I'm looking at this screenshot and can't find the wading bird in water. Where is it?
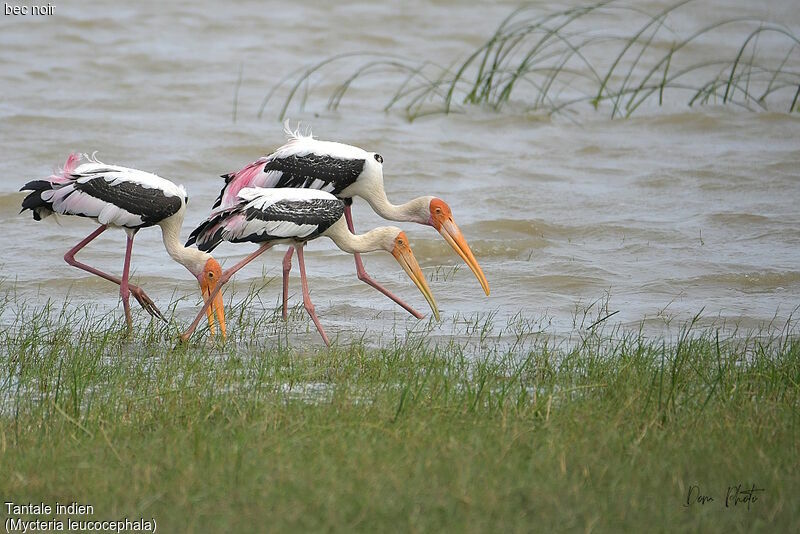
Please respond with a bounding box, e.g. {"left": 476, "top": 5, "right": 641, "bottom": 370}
{"left": 182, "top": 187, "right": 439, "bottom": 345}
{"left": 20, "top": 153, "right": 226, "bottom": 336}
{"left": 212, "top": 124, "right": 489, "bottom": 319}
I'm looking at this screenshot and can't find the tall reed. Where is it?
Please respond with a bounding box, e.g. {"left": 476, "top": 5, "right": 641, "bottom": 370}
{"left": 259, "top": 0, "right": 800, "bottom": 121}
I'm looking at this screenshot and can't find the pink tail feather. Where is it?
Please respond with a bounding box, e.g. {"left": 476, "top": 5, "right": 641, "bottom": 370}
{"left": 49, "top": 153, "right": 81, "bottom": 184}
{"left": 221, "top": 159, "right": 267, "bottom": 207}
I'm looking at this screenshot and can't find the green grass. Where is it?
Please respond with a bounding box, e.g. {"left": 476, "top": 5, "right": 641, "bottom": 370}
{"left": 259, "top": 0, "right": 800, "bottom": 121}
{"left": 1, "top": 291, "right": 798, "bottom": 532}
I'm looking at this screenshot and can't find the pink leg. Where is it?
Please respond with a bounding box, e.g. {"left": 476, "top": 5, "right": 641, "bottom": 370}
{"left": 295, "top": 245, "right": 330, "bottom": 346}
{"left": 120, "top": 233, "right": 135, "bottom": 331}
{"left": 64, "top": 225, "right": 117, "bottom": 283}
{"left": 180, "top": 243, "right": 273, "bottom": 342}
{"left": 282, "top": 247, "right": 294, "bottom": 321}
{"left": 64, "top": 225, "right": 165, "bottom": 322}
{"left": 344, "top": 205, "right": 423, "bottom": 319}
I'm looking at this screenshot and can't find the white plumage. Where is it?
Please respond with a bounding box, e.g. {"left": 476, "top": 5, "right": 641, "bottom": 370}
{"left": 236, "top": 185, "right": 335, "bottom": 207}
{"left": 20, "top": 153, "right": 225, "bottom": 335}
{"left": 189, "top": 187, "right": 343, "bottom": 252}
{"left": 36, "top": 156, "right": 186, "bottom": 230}
{"left": 209, "top": 125, "right": 490, "bottom": 318}
{"left": 277, "top": 122, "right": 371, "bottom": 161}
{"left": 182, "top": 185, "right": 440, "bottom": 346}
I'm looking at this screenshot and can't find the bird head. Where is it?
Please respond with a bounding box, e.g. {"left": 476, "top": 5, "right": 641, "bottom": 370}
{"left": 427, "top": 198, "right": 490, "bottom": 296}
{"left": 387, "top": 230, "right": 440, "bottom": 321}
{"left": 196, "top": 257, "right": 226, "bottom": 338}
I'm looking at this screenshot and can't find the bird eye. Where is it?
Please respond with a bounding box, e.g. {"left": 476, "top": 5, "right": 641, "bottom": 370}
{"left": 208, "top": 272, "right": 214, "bottom": 278}
{"left": 374, "top": 154, "right": 383, "bottom": 163}
{"left": 435, "top": 208, "right": 442, "bottom": 214}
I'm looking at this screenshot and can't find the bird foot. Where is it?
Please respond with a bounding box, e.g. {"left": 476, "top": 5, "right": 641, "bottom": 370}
{"left": 130, "top": 285, "right": 167, "bottom": 323}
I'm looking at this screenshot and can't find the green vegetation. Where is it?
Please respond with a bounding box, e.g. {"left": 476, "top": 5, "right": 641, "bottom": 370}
{"left": 259, "top": 0, "right": 800, "bottom": 121}
{"left": 1, "top": 290, "right": 798, "bottom": 532}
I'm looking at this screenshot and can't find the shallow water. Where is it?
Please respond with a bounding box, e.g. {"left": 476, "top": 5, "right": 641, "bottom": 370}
{"left": 1, "top": 1, "right": 799, "bottom": 342}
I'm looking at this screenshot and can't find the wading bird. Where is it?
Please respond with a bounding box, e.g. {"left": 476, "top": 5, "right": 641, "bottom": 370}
{"left": 182, "top": 187, "right": 439, "bottom": 345}
{"left": 212, "top": 125, "right": 489, "bottom": 319}
{"left": 20, "top": 153, "right": 226, "bottom": 336}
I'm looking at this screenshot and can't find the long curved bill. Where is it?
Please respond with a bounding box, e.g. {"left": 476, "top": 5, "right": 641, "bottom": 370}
{"left": 200, "top": 280, "right": 227, "bottom": 339}
{"left": 438, "top": 218, "right": 490, "bottom": 296}
{"left": 392, "top": 240, "right": 440, "bottom": 321}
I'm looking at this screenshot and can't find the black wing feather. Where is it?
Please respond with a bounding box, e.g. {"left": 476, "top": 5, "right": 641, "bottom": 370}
{"left": 212, "top": 154, "right": 365, "bottom": 211}
{"left": 74, "top": 177, "right": 182, "bottom": 225}
{"left": 265, "top": 154, "right": 365, "bottom": 195}
{"left": 19, "top": 180, "right": 56, "bottom": 221}
{"left": 187, "top": 197, "right": 344, "bottom": 252}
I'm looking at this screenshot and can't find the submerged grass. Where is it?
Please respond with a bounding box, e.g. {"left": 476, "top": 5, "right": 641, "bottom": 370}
{"left": 259, "top": 0, "right": 800, "bottom": 121}
{"left": 1, "top": 289, "right": 799, "bottom": 532}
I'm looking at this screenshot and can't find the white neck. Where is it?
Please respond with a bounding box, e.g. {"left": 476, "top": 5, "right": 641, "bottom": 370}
{"left": 323, "top": 218, "right": 396, "bottom": 254}
{"left": 159, "top": 212, "right": 211, "bottom": 276}
{"left": 366, "top": 191, "right": 431, "bottom": 225}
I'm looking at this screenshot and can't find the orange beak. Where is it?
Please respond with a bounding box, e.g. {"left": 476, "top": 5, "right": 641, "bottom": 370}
{"left": 199, "top": 259, "right": 227, "bottom": 339}
{"left": 436, "top": 217, "right": 490, "bottom": 296}
{"left": 392, "top": 233, "right": 440, "bottom": 321}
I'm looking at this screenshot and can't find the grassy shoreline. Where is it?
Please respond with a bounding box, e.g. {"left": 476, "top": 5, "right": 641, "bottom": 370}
{"left": 1, "top": 298, "right": 798, "bottom": 532}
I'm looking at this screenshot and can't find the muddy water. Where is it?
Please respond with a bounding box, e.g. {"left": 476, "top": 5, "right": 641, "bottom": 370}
{"left": 1, "top": 1, "right": 799, "bottom": 343}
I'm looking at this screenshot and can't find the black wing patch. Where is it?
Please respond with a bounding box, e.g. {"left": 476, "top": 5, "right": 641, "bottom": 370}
{"left": 75, "top": 177, "right": 182, "bottom": 226}
{"left": 211, "top": 176, "right": 232, "bottom": 210}
{"left": 248, "top": 198, "right": 343, "bottom": 234}
{"left": 185, "top": 206, "right": 235, "bottom": 251}
{"left": 265, "top": 154, "right": 365, "bottom": 195}
{"left": 187, "top": 197, "right": 344, "bottom": 252}
{"left": 19, "top": 180, "right": 55, "bottom": 221}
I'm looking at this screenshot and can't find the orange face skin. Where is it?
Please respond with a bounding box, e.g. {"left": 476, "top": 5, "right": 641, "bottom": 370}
{"left": 428, "top": 198, "right": 452, "bottom": 230}
{"left": 427, "top": 198, "right": 490, "bottom": 296}
{"left": 199, "top": 258, "right": 226, "bottom": 338}
{"left": 391, "top": 231, "right": 440, "bottom": 321}
{"left": 393, "top": 231, "right": 410, "bottom": 251}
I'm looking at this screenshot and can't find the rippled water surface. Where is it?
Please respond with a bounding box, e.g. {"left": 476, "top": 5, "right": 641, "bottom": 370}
{"left": 1, "top": 1, "right": 799, "bottom": 342}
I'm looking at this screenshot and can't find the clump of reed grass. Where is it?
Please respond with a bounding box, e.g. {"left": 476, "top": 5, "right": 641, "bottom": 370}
{"left": 259, "top": 0, "right": 800, "bottom": 121}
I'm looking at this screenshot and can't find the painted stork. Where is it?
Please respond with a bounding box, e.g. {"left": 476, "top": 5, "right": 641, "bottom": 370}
{"left": 19, "top": 153, "right": 227, "bottom": 336}
{"left": 181, "top": 187, "right": 439, "bottom": 345}
{"left": 212, "top": 125, "right": 489, "bottom": 320}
